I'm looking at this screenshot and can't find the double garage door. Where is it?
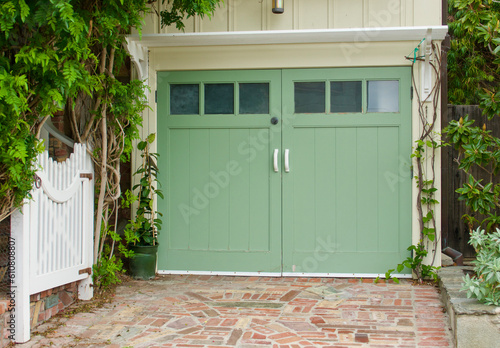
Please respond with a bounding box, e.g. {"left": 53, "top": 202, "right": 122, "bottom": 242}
{"left": 157, "top": 68, "right": 412, "bottom": 276}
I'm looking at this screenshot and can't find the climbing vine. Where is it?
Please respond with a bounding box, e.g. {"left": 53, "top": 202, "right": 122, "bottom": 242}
{"left": 385, "top": 41, "right": 445, "bottom": 283}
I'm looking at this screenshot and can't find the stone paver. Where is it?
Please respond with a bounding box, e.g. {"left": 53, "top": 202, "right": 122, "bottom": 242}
{"left": 16, "top": 276, "right": 454, "bottom": 347}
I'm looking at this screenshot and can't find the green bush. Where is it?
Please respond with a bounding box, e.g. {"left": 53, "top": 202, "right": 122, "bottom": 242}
{"left": 462, "top": 227, "right": 500, "bottom": 306}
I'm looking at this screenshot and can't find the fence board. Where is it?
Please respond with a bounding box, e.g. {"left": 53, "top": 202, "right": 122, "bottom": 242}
{"left": 443, "top": 105, "right": 500, "bottom": 258}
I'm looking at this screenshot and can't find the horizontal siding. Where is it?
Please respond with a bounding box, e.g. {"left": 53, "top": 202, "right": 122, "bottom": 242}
{"left": 149, "top": 0, "right": 441, "bottom": 34}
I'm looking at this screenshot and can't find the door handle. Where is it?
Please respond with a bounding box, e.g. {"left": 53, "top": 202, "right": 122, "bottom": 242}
{"left": 284, "top": 149, "right": 290, "bottom": 173}
{"left": 273, "top": 149, "right": 279, "bottom": 172}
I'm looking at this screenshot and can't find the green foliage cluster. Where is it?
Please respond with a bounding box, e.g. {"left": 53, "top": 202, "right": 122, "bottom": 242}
{"left": 445, "top": 117, "right": 500, "bottom": 230}
{"left": 448, "top": 0, "right": 500, "bottom": 114}
{"left": 123, "top": 133, "right": 163, "bottom": 247}
{"left": 160, "top": 0, "right": 222, "bottom": 30}
{"left": 462, "top": 227, "right": 500, "bottom": 305}
{"left": 0, "top": 0, "right": 92, "bottom": 221}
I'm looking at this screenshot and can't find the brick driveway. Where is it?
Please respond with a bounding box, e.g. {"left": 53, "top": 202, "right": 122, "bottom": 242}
{"left": 18, "top": 276, "right": 454, "bottom": 347}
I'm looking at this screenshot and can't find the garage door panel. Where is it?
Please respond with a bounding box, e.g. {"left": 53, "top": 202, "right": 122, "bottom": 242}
{"left": 282, "top": 67, "right": 412, "bottom": 275}
{"left": 157, "top": 69, "right": 282, "bottom": 273}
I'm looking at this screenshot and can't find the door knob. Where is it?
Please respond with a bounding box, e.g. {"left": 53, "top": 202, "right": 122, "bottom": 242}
{"left": 271, "top": 117, "right": 279, "bottom": 125}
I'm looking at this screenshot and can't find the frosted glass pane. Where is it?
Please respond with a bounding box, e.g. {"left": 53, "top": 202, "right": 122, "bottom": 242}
{"left": 367, "top": 80, "right": 399, "bottom": 113}
{"left": 330, "top": 81, "right": 362, "bottom": 113}
{"left": 294, "top": 82, "right": 325, "bottom": 113}
{"left": 205, "top": 83, "right": 234, "bottom": 114}
{"left": 239, "top": 83, "right": 269, "bottom": 114}
{"left": 170, "top": 84, "right": 199, "bottom": 115}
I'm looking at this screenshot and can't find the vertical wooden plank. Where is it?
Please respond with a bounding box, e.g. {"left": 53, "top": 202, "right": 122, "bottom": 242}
{"left": 78, "top": 173, "right": 93, "bottom": 300}
{"left": 335, "top": 128, "right": 358, "bottom": 252}
{"left": 441, "top": 105, "right": 452, "bottom": 251}
{"left": 298, "top": 0, "right": 328, "bottom": 29}
{"left": 169, "top": 129, "right": 192, "bottom": 250}
{"left": 189, "top": 129, "right": 211, "bottom": 250}
{"left": 356, "top": 127, "right": 379, "bottom": 252}
{"left": 333, "top": 0, "right": 363, "bottom": 28}
{"left": 248, "top": 128, "right": 270, "bottom": 252}
{"left": 292, "top": 128, "right": 316, "bottom": 253}
{"left": 229, "top": 129, "right": 250, "bottom": 251}
{"left": 199, "top": 2, "right": 229, "bottom": 32}
{"left": 314, "top": 128, "right": 336, "bottom": 254}
{"left": 234, "top": 0, "right": 262, "bottom": 31}
{"left": 208, "top": 129, "right": 230, "bottom": 250}
{"left": 377, "top": 127, "right": 400, "bottom": 252}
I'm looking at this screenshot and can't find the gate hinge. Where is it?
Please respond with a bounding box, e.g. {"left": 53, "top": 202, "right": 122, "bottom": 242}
{"left": 155, "top": 90, "right": 157, "bottom": 103}
{"left": 80, "top": 173, "right": 93, "bottom": 180}
{"left": 79, "top": 267, "right": 92, "bottom": 275}
{"left": 410, "top": 86, "right": 414, "bottom": 100}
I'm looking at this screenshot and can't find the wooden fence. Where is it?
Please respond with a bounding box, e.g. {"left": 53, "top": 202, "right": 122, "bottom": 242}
{"left": 11, "top": 143, "right": 94, "bottom": 343}
{"left": 442, "top": 105, "right": 500, "bottom": 258}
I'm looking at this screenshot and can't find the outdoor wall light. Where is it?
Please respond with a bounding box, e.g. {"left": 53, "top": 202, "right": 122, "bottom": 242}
{"left": 272, "top": 0, "right": 284, "bottom": 14}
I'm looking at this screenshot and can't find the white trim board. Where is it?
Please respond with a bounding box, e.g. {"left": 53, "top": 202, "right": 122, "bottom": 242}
{"left": 127, "top": 26, "right": 448, "bottom": 48}
{"left": 158, "top": 270, "right": 413, "bottom": 279}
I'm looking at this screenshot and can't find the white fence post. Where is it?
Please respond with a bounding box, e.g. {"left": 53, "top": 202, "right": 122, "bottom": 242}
{"left": 11, "top": 207, "right": 31, "bottom": 343}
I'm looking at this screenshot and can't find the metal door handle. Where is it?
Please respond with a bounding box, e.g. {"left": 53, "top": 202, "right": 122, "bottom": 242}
{"left": 284, "top": 149, "right": 290, "bottom": 173}
{"left": 273, "top": 149, "right": 279, "bottom": 172}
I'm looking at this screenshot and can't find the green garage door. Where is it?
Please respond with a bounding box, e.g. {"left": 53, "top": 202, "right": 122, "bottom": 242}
{"left": 157, "top": 68, "right": 412, "bottom": 275}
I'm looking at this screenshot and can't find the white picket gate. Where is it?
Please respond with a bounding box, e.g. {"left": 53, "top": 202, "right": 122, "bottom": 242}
{"left": 11, "top": 143, "right": 94, "bottom": 343}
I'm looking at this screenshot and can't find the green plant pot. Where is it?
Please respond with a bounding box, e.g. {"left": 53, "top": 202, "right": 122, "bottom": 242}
{"left": 129, "top": 244, "right": 158, "bottom": 280}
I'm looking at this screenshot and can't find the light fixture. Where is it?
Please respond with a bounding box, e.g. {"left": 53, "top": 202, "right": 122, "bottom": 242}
{"left": 272, "top": 0, "right": 284, "bottom": 14}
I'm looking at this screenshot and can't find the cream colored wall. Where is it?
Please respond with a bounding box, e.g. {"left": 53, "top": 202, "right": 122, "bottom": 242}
{"left": 143, "top": 0, "right": 442, "bottom": 34}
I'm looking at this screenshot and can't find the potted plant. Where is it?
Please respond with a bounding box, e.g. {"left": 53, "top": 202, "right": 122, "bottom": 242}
{"left": 124, "top": 133, "right": 163, "bottom": 280}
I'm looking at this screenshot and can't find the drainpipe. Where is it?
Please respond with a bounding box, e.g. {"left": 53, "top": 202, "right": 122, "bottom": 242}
{"left": 442, "top": 247, "right": 464, "bottom": 266}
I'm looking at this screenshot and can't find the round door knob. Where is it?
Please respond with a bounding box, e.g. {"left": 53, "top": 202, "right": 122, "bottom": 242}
{"left": 271, "top": 117, "right": 279, "bottom": 125}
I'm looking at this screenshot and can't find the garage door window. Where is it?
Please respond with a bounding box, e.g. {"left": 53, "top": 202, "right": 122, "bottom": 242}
{"left": 330, "top": 81, "right": 362, "bottom": 113}
{"left": 294, "top": 82, "right": 326, "bottom": 114}
{"left": 239, "top": 83, "right": 270, "bottom": 114}
{"left": 367, "top": 80, "right": 399, "bottom": 113}
{"left": 170, "top": 84, "right": 199, "bottom": 115}
{"left": 205, "top": 83, "right": 234, "bottom": 114}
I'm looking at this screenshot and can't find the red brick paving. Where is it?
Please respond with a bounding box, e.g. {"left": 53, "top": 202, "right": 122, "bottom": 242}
{"left": 16, "top": 276, "right": 453, "bottom": 347}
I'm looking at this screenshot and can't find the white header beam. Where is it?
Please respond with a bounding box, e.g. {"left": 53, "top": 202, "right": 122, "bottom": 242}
{"left": 127, "top": 26, "right": 448, "bottom": 48}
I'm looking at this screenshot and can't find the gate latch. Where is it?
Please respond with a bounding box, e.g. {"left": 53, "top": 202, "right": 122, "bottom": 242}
{"left": 79, "top": 267, "right": 92, "bottom": 275}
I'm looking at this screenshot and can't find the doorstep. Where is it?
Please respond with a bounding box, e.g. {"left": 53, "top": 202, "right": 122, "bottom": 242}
{"left": 438, "top": 266, "right": 500, "bottom": 348}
